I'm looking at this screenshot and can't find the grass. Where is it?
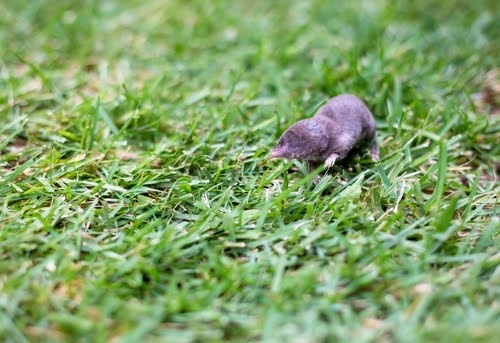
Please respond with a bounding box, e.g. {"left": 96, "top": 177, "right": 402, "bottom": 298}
{"left": 0, "top": 0, "right": 499, "bottom": 342}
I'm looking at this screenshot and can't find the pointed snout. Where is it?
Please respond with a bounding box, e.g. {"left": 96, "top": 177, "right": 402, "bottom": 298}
{"left": 269, "top": 147, "right": 284, "bottom": 159}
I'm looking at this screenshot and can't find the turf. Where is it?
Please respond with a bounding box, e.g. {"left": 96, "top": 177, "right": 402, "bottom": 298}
{"left": 0, "top": 0, "right": 499, "bottom": 342}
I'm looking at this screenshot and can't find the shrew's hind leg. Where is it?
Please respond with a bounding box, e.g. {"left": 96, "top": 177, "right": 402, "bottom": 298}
{"left": 370, "top": 139, "right": 379, "bottom": 162}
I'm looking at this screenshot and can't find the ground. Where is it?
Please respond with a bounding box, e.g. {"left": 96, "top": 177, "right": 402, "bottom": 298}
{"left": 0, "top": 0, "right": 499, "bottom": 342}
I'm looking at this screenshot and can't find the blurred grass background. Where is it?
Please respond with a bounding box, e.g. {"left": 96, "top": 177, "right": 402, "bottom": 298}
{"left": 0, "top": 0, "right": 499, "bottom": 342}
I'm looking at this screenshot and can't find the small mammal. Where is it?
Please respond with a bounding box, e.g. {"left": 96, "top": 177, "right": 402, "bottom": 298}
{"left": 270, "top": 94, "right": 379, "bottom": 170}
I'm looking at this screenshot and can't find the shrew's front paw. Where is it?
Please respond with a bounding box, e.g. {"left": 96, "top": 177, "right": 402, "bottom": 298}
{"left": 324, "top": 153, "right": 339, "bottom": 169}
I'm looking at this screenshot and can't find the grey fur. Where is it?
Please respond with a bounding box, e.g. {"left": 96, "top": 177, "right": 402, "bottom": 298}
{"left": 270, "top": 94, "right": 379, "bottom": 168}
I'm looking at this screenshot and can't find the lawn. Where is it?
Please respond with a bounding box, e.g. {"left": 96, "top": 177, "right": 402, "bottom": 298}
{"left": 0, "top": 0, "right": 499, "bottom": 342}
